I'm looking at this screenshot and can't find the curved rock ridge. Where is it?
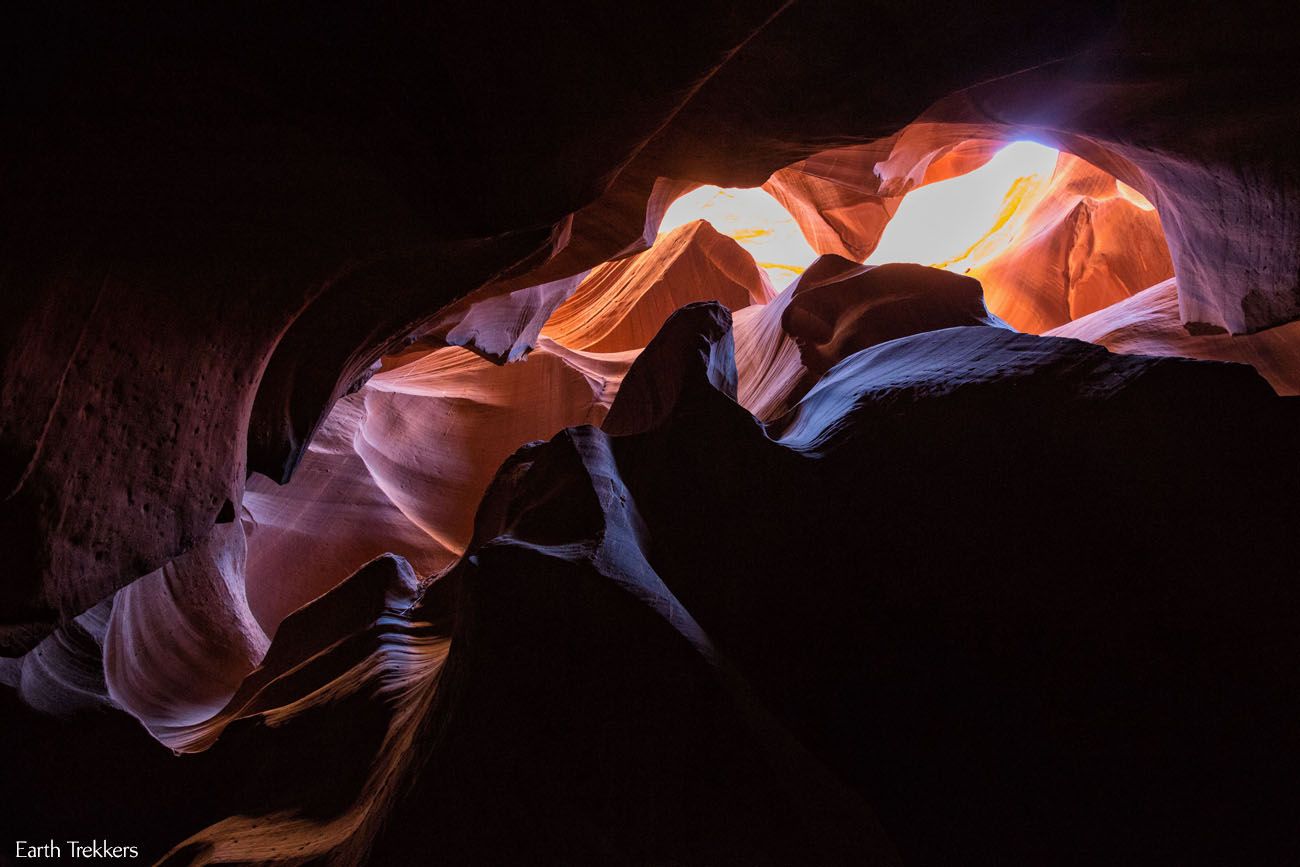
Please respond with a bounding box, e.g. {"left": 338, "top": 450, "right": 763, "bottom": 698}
{"left": 6, "top": 299, "right": 1300, "bottom": 864}
{"left": 241, "top": 217, "right": 779, "bottom": 637}
{"left": 153, "top": 553, "right": 451, "bottom": 864}
{"left": 762, "top": 136, "right": 1004, "bottom": 262}
{"left": 602, "top": 302, "right": 738, "bottom": 436}
{"left": 735, "top": 258, "right": 1008, "bottom": 423}
{"left": 7, "top": 212, "right": 774, "bottom": 751}
{"left": 154, "top": 416, "right": 898, "bottom": 865}
{"left": 1049, "top": 277, "right": 1300, "bottom": 396}
{"left": 408, "top": 175, "right": 705, "bottom": 365}
{"left": 104, "top": 520, "right": 270, "bottom": 745}
{"left": 156, "top": 551, "right": 435, "bottom": 748}
{"left": 542, "top": 219, "right": 773, "bottom": 353}
{"left": 782, "top": 259, "right": 1006, "bottom": 377}
{"left": 0, "top": 597, "right": 114, "bottom": 715}
{"left": 244, "top": 338, "right": 645, "bottom": 637}
{"left": 246, "top": 340, "right": 612, "bottom": 629}
{"left": 364, "top": 423, "right": 897, "bottom": 865}
{"left": 241, "top": 395, "right": 450, "bottom": 636}
{"left": 596, "top": 310, "right": 1300, "bottom": 865}
{"left": 137, "top": 553, "right": 424, "bottom": 755}
{"left": 4, "top": 7, "right": 1300, "bottom": 864}
{"left": 6, "top": 3, "right": 1296, "bottom": 647}
{"left": 767, "top": 138, "right": 1173, "bottom": 335}
{"left": 3, "top": 552, "right": 449, "bottom": 863}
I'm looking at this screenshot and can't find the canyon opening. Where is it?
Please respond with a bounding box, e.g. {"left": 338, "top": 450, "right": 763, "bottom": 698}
{"left": 3, "top": 5, "right": 1299, "bottom": 866}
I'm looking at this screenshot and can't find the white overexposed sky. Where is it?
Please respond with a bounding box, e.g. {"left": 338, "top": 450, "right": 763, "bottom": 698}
{"left": 657, "top": 140, "right": 1063, "bottom": 290}
{"left": 658, "top": 185, "right": 818, "bottom": 290}
{"left": 866, "top": 140, "right": 1059, "bottom": 270}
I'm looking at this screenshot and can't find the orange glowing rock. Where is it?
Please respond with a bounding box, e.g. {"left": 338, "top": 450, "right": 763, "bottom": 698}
{"left": 542, "top": 220, "right": 773, "bottom": 352}
{"left": 769, "top": 135, "right": 1173, "bottom": 335}
{"left": 235, "top": 218, "right": 783, "bottom": 639}
{"left": 54, "top": 214, "right": 787, "bottom": 744}
{"left": 7, "top": 8, "right": 1300, "bottom": 864}
{"left": 414, "top": 176, "right": 703, "bottom": 364}
{"left": 966, "top": 153, "right": 1174, "bottom": 333}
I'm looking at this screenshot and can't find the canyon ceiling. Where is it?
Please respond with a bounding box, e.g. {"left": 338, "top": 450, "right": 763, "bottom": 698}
{"left": 2, "top": 2, "right": 1299, "bottom": 865}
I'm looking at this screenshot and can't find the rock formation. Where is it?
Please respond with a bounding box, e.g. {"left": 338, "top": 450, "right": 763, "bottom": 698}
{"left": 4, "top": 3, "right": 1300, "bottom": 864}
{"left": 1050, "top": 278, "right": 1300, "bottom": 395}
{"left": 542, "top": 219, "right": 773, "bottom": 352}
{"left": 961, "top": 153, "right": 1174, "bottom": 332}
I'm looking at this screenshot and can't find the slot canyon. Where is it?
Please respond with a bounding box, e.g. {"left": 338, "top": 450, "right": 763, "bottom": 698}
{"left": 2, "top": 3, "right": 1299, "bottom": 865}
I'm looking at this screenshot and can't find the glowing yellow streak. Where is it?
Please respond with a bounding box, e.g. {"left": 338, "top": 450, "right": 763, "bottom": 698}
{"left": 730, "top": 228, "right": 775, "bottom": 241}
{"left": 756, "top": 262, "right": 805, "bottom": 275}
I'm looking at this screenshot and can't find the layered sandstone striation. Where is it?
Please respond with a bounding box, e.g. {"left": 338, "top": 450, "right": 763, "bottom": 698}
{"left": 9, "top": 258, "right": 1300, "bottom": 862}
{"left": 4, "top": 4, "right": 1300, "bottom": 864}
{"left": 1050, "top": 278, "right": 1300, "bottom": 396}
{"left": 542, "top": 219, "right": 773, "bottom": 352}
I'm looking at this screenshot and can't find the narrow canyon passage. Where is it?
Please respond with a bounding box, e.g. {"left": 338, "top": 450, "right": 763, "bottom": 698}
{"left": 4, "top": 5, "right": 1300, "bottom": 865}
{"left": 230, "top": 138, "right": 1184, "bottom": 654}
